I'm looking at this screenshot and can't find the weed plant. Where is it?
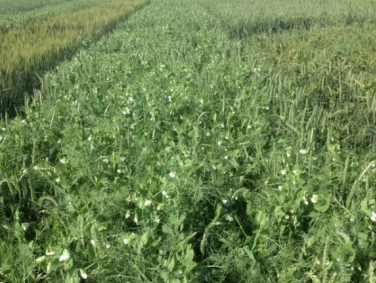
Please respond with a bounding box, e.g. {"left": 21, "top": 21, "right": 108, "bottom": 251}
{"left": 0, "top": 0, "right": 375, "bottom": 282}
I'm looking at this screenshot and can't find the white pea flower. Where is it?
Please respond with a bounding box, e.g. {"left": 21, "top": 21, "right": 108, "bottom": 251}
{"left": 310, "top": 194, "right": 319, "bottom": 204}
{"left": 59, "top": 158, "right": 67, "bottom": 165}
{"left": 144, "top": 200, "right": 152, "bottom": 207}
{"left": 161, "top": 191, "right": 169, "bottom": 199}
{"left": 122, "top": 107, "right": 131, "bottom": 115}
{"left": 80, "top": 269, "right": 88, "bottom": 280}
{"left": 36, "top": 256, "right": 46, "bottom": 263}
{"left": 217, "top": 141, "right": 222, "bottom": 146}
{"left": 87, "top": 135, "right": 92, "bottom": 142}
{"left": 59, "top": 249, "right": 71, "bottom": 262}
{"left": 281, "top": 170, "right": 287, "bottom": 176}
{"left": 125, "top": 210, "right": 131, "bottom": 219}
{"left": 168, "top": 172, "right": 176, "bottom": 178}
{"left": 222, "top": 199, "right": 228, "bottom": 204}
{"left": 157, "top": 204, "right": 164, "bottom": 211}
{"left": 225, "top": 215, "right": 233, "bottom": 222}
{"left": 303, "top": 196, "right": 309, "bottom": 205}
{"left": 370, "top": 212, "right": 376, "bottom": 222}
{"left": 55, "top": 177, "right": 61, "bottom": 183}
{"left": 90, "top": 240, "right": 96, "bottom": 247}
{"left": 45, "top": 250, "right": 54, "bottom": 256}
{"left": 278, "top": 185, "right": 283, "bottom": 191}
{"left": 123, "top": 238, "right": 130, "bottom": 245}
{"left": 253, "top": 67, "right": 261, "bottom": 76}
{"left": 299, "top": 149, "right": 308, "bottom": 155}
{"left": 106, "top": 243, "right": 111, "bottom": 249}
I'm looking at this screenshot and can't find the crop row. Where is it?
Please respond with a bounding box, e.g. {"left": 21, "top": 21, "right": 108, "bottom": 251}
{"left": 199, "top": 0, "right": 376, "bottom": 37}
{"left": 0, "top": 0, "right": 69, "bottom": 15}
{"left": 0, "top": 0, "right": 108, "bottom": 33}
{"left": 0, "top": 0, "right": 148, "bottom": 117}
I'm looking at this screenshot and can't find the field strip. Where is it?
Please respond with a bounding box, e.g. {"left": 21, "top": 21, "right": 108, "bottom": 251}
{"left": 0, "top": 0, "right": 149, "bottom": 117}
{"left": 198, "top": 0, "right": 376, "bottom": 37}
{"left": 0, "top": 0, "right": 108, "bottom": 32}
{"left": 0, "top": 0, "right": 68, "bottom": 14}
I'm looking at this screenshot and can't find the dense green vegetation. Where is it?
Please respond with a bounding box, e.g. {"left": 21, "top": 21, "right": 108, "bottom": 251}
{"left": 0, "top": 0, "right": 375, "bottom": 282}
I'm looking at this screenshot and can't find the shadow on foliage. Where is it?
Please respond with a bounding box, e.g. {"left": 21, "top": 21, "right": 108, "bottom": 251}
{"left": 228, "top": 15, "right": 370, "bottom": 40}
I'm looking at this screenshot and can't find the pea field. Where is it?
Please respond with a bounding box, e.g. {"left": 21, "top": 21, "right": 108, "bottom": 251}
{"left": 0, "top": 0, "right": 376, "bottom": 282}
